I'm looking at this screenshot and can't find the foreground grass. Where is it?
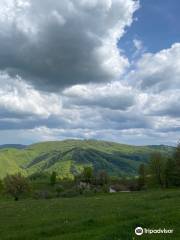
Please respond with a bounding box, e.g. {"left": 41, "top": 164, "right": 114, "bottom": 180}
{"left": 0, "top": 189, "right": 179, "bottom": 240}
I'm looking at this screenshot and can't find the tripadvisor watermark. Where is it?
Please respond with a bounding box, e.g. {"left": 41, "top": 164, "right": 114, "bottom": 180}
{"left": 135, "top": 227, "right": 174, "bottom": 236}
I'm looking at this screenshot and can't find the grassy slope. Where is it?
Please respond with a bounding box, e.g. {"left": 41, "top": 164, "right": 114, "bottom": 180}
{"left": 0, "top": 140, "right": 175, "bottom": 178}
{"left": 0, "top": 149, "right": 29, "bottom": 178}
{"left": 0, "top": 189, "right": 179, "bottom": 240}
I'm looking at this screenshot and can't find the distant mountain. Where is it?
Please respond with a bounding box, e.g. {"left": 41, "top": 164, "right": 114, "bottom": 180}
{"left": 0, "top": 144, "right": 26, "bottom": 150}
{"left": 0, "top": 140, "right": 175, "bottom": 179}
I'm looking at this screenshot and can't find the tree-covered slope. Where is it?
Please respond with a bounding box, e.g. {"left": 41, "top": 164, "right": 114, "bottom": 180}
{"left": 0, "top": 140, "right": 175, "bottom": 179}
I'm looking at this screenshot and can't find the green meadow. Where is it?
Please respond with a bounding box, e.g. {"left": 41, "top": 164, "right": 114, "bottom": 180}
{"left": 0, "top": 189, "right": 179, "bottom": 240}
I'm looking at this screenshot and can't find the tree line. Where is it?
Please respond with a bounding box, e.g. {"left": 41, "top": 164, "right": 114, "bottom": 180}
{"left": 138, "top": 143, "right": 180, "bottom": 189}
{"left": 0, "top": 167, "right": 110, "bottom": 201}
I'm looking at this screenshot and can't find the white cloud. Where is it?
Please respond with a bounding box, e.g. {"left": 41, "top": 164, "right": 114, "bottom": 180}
{"left": 132, "top": 38, "right": 145, "bottom": 58}
{"left": 143, "top": 89, "right": 180, "bottom": 118}
{"left": 0, "top": 0, "right": 139, "bottom": 91}
{"left": 0, "top": 1, "right": 179, "bottom": 146}
{"left": 128, "top": 43, "right": 180, "bottom": 91}
{"left": 63, "top": 82, "right": 136, "bottom": 110}
{"left": 133, "top": 38, "right": 143, "bottom": 51}
{"left": 0, "top": 72, "right": 61, "bottom": 118}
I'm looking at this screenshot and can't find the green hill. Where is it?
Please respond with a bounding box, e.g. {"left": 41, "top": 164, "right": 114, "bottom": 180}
{"left": 0, "top": 140, "right": 175, "bottom": 179}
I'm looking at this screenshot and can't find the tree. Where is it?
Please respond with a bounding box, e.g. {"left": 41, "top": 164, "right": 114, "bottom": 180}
{"left": 0, "top": 179, "right": 3, "bottom": 194}
{"left": 96, "top": 170, "right": 109, "bottom": 186}
{"left": 173, "top": 142, "right": 180, "bottom": 186}
{"left": 149, "top": 152, "right": 165, "bottom": 187}
{"left": 138, "top": 164, "right": 146, "bottom": 190}
{"left": 81, "top": 166, "right": 93, "bottom": 183}
{"left": 164, "top": 158, "right": 176, "bottom": 188}
{"left": 4, "top": 173, "right": 30, "bottom": 201}
{"left": 50, "top": 171, "right": 57, "bottom": 186}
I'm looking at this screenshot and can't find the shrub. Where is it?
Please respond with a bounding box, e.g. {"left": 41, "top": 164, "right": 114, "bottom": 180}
{"left": 33, "top": 190, "right": 54, "bottom": 200}
{"left": 110, "top": 184, "right": 128, "bottom": 192}
{"left": 4, "top": 173, "right": 30, "bottom": 201}
{"left": 55, "top": 185, "right": 64, "bottom": 197}
{"left": 128, "top": 180, "right": 139, "bottom": 191}
{"left": 60, "top": 187, "right": 80, "bottom": 198}
{"left": 29, "top": 172, "right": 49, "bottom": 181}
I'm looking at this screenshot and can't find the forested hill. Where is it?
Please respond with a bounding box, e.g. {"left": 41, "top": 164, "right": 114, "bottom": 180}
{"left": 0, "top": 140, "right": 175, "bottom": 179}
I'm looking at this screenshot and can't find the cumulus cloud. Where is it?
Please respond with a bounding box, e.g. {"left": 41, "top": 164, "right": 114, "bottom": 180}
{"left": 0, "top": 72, "right": 61, "bottom": 118}
{"left": 0, "top": 0, "right": 179, "bottom": 146}
{"left": 0, "top": 0, "right": 138, "bottom": 91}
{"left": 128, "top": 43, "right": 180, "bottom": 92}
{"left": 133, "top": 39, "right": 143, "bottom": 51}
{"left": 132, "top": 38, "right": 145, "bottom": 58}
{"left": 143, "top": 90, "right": 180, "bottom": 118}
{"left": 63, "top": 82, "right": 136, "bottom": 110}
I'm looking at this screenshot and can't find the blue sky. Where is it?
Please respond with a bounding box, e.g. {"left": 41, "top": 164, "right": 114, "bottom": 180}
{"left": 120, "top": 0, "right": 180, "bottom": 58}
{"left": 0, "top": 0, "right": 179, "bottom": 146}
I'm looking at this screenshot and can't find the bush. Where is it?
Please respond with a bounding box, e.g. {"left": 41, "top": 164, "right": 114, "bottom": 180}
{"left": 60, "top": 187, "right": 80, "bottom": 198}
{"left": 110, "top": 184, "right": 127, "bottom": 192}
{"left": 55, "top": 185, "right": 64, "bottom": 197}
{"left": 3, "top": 173, "right": 31, "bottom": 201}
{"left": 33, "top": 190, "right": 54, "bottom": 200}
{"left": 29, "top": 172, "right": 49, "bottom": 181}
{"left": 128, "top": 180, "right": 139, "bottom": 191}
{"left": 102, "top": 184, "right": 109, "bottom": 193}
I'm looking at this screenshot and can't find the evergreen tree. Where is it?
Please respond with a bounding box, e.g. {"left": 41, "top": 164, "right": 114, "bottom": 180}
{"left": 50, "top": 171, "right": 57, "bottom": 186}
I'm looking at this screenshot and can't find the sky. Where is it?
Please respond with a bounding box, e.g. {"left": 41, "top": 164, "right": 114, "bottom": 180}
{"left": 0, "top": 0, "right": 179, "bottom": 146}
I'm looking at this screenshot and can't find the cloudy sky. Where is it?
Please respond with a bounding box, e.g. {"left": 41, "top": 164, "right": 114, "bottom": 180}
{"left": 0, "top": 0, "right": 179, "bottom": 146}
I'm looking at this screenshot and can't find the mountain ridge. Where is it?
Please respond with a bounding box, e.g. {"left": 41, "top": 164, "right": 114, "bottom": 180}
{"left": 0, "top": 144, "right": 27, "bottom": 150}
{"left": 0, "top": 139, "right": 175, "bottom": 179}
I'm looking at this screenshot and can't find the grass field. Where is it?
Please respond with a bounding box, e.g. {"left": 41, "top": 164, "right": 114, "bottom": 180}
{"left": 0, "top": 189, "right": 179, "bottom": 240}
